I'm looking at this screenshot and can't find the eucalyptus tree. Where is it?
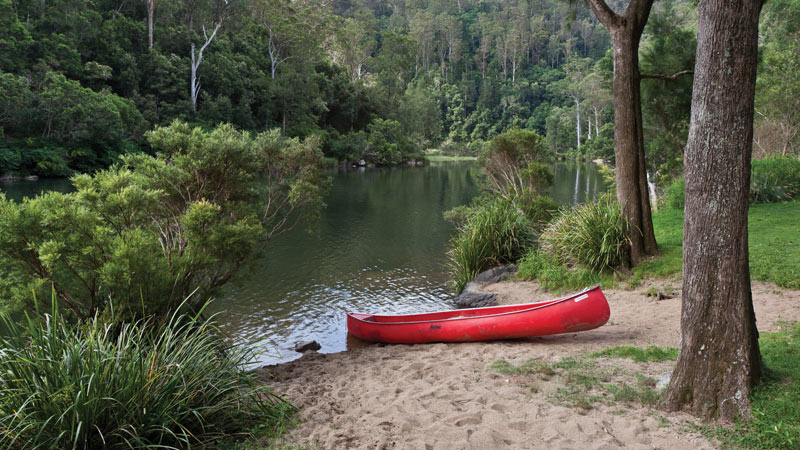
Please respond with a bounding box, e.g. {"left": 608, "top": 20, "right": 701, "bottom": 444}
{"left": 665, "top": 0, "right": 763, "bottom": 421}
{"left": 585, "top": 0, "right": 657, "bottom": 265}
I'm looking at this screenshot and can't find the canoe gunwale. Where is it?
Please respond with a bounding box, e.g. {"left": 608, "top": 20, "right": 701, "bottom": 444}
{"left": 346, "top": 284, "right": 601, "bottom": 326}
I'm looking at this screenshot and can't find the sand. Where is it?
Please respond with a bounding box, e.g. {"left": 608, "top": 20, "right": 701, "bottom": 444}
{"left": 259, "top": 280, "right": 800, "bottom": 449}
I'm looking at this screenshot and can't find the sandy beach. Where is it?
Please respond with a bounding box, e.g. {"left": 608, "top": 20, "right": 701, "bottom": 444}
{"left": 259, "top": 280, "right": 800, "bottom": 449}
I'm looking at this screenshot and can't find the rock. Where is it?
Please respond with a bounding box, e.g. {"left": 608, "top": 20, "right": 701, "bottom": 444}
{"left": 454, "top": 281, "right": 497, "bottom": 308}
{"left": 24, "top": 175, "right": 39, "bottom": 181}
{"left": 406, "top": 160, "right": 416, "bottom": 166}
{"left": 474, "top": 265, "right": 518, "bottom": 284}
{"left": 367, "top": 163, "right": 376, "bottom": 168}
{"left": 656, "top": 371, "right": 672, "bottom": 390}
{"left": 415, "top": 161, "right": 423, "bottom": 166}
{"left": 294, "top": 340, "right": 321, "bottom": 353}
{"left": 357, "top": 159, "right": 366, "bottom": 167}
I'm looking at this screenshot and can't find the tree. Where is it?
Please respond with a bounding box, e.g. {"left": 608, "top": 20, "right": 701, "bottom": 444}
{"left": 586, "top": 0, "right": 658, "bottom": 265}
{"left": 664, "top": 0, "right": 764, "bottom": 421}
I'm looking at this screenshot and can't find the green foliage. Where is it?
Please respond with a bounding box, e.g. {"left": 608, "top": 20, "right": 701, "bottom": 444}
{"left": 0, "top": 303, "right": 296, "bottom": 449}
{"left": 0, "top": 122, "right": 327, "bottom": 320}
{"left": 663, "top": 176, "right": 685, "bottom": 210}
{"left": 590, "top": 345, "right": 678, "bottom": 362}
{"left": 707, "top": 323, "right": 800, "bottom": 449}
{"left": 516, "top": 250, "right": 613, "bottom": 292}
{"left": 750, "top": 156, "right": 800, "bottom": 203}
{"left": 479, "top": 129, "right": 553, "bottom": 197}
{"left": 447, "top": 197, "right": 536, "bottom": 292}
{"left": 540, "top": 194, "right": 631, "bottom": 271}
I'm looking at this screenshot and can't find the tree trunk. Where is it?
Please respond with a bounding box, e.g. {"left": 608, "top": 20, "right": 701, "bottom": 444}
{"left": 146, "top": 0, "right": 156, "bottom": 49}
{"left": 664, "top": 0, "right": 763, "bottom": 422}
{"left": 575, "top": 96, "right": 581, "bottom": 151}
{"left": 586, "top": 0, "right": 657, "bottom": 265}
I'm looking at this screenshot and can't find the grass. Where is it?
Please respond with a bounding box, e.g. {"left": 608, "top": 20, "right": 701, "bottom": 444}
{"left": 540, "top": 194, "right": 631, "bottom": 272}
{"left": 0, "top": 303, "right": 296, "bottom": 449}
{"left": 632, "top": 200, "right": 800, "bottom": 289}
{"left": 590, "top": 345, "right": 678, "bottom": 362}
{"left": 448, "top": 198, "right": 536, "bottom": 292}
{"left": 489, "top": 355, "right": 662, "bottom": 411}
{"left": 520, "top": 200, "right": 799, "bottom": 291}
{"left": 424, "top": 155, "right": 477, "bottom": 162}
{"left": 705, "top": 323, "right": 800, "bottom": 449}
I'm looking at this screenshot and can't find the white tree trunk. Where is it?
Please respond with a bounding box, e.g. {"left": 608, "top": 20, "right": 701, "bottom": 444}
{"left": 575, "top": 96, "right": 581, "bottom": 150}
{"left": 587, "top": 117, "right": 592, "bottom": 140}
{"left": 190, "top": 23, "right": 221, "bottom": 112}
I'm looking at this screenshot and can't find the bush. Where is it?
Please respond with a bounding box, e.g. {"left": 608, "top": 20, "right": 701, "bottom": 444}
{"left": 448, "top": 198, "right": 536, "bottom": 292}
{"left": 663, "top": 177, "right": 685, "bottom": 210}
{"left": 478, "top": 129, "right": 553, "bottom": 197}
{"left": 751, "top": 156, "right": 800, "bottom": 203}
{"left": 540, "top": 194, "right": 631, "bottom": 271}
{"left": 0, "top": 303, "right": 295, "bottom": 449}
{"left": 0, "top": 121, "right": 328, "bottom": 321}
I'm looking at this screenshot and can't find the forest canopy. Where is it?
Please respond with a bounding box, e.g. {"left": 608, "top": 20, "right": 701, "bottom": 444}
{"left": 0, "top": 0, "right": 796, "bottom": 177}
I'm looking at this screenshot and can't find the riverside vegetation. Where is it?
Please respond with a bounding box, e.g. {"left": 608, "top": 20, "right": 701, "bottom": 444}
{"left": 0, "top": 121, "right": 327, "bottom": 447}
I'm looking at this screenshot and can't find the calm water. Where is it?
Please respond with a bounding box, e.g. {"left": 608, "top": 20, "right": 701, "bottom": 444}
{"left": 0, "top": 161, "right": 607, "bottom": 364}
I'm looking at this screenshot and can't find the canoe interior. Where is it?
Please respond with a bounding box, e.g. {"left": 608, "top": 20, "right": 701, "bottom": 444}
{"left": 347, "top": 289, "right": 590, "bottom": 325}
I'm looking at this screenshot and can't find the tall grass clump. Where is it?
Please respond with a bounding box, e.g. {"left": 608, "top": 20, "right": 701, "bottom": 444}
{"left": 540, "top": 194, "right": 631, "bottom": 272}
{"left": 448, "top": 198, "right": 536, "bottom": 292}
{"left": 751, "top": 156, "right": 800, "bottom": 203}
{"left": 0, "top": 304, "right": 295, "bottom": 449}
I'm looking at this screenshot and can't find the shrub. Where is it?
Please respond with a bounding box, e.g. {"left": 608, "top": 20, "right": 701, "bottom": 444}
{"left": 448, "top": 198, "right": 536, "bottom": 292}
{"left": 478, "top": 129, "right": 553, "bottom": 197}
{"left": 540, "top": 194, "right": 631, "bottom": 271}
{"left": 0, "top": 121, "right": 328, "bottom": 321}
{"left": 750, "top": 156, "right": 800, "bottom": 203}
{"left": 0, "top": 303, "right": 295, "bottom": 449}
{"left": 663, "top": 177, "right": 685, "bottom": 210}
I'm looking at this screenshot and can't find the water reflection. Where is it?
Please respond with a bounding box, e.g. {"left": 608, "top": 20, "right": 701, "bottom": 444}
{"left": 0, "top": 161, "right": 607, "bottom": 365}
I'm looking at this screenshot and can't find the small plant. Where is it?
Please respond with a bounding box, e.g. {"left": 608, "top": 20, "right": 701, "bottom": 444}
{"left": 0, "top": 302, "right": 296, "bottom": 449}
{"left": 539, "top": 194, "right": 632, "bottom": 272}
{"left": 447, "top": 197, "right": 536, "bottom": 292}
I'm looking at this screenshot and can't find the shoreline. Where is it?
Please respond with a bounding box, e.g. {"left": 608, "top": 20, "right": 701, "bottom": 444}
{"left": 258, "top": 279, "right": 800, "bottom": 449}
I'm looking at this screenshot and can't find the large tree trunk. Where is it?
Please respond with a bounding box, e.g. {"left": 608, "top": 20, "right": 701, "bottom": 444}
{"left": 587, "top": 0, "right": 657, "bottom": 265}
{"left": 664, "top": 0, "right": 763, "bottom": 422}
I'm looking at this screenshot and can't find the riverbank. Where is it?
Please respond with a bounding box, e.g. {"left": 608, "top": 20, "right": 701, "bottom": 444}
{"left": 257, "top": 279, "right": 800, "bottom": 449}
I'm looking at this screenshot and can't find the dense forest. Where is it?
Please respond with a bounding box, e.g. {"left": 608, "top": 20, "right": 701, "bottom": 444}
{"left": 0, "top": 0, "right": 797, "bottom": 180}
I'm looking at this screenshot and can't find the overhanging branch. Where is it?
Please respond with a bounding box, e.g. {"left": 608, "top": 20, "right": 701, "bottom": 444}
{"left": 640, "top": 70, "right": 694, "bottom": 82}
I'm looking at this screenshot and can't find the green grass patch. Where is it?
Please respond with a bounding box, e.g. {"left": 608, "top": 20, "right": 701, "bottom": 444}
{"left": 516, "top": 250, "right": 617, "bottom": 293}
{"left": 706, "top": 323, "right": 800, "bottom": 449}
{"left": 591, "top": 345, "right": 678, "bottom": 362}
{"left": 632, "top": 201, "right": 800, "bottom": 289}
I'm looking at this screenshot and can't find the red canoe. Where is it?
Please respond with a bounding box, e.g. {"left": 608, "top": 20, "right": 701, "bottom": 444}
{"left": 346, "top": 285, "right": 610, "bottom": 344}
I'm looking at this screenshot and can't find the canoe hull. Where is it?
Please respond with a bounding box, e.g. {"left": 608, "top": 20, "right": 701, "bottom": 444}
{"left": 346, "top": 286, "right": 610, "bottom": 344}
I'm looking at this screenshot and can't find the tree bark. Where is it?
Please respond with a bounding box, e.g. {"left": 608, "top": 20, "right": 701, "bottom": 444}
{"left": 146, "top": 0, "right": 156, "bottom": 49}
{"left": 664, "top": 0, "right": 763, "bottom": 422}
{"left": 586, "top": 0, "right": 657, "bottom": 265}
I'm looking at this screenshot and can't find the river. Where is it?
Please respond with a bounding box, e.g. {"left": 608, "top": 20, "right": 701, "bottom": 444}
{"left": 0, "top": 161, "right": 607, "bottom": 364}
